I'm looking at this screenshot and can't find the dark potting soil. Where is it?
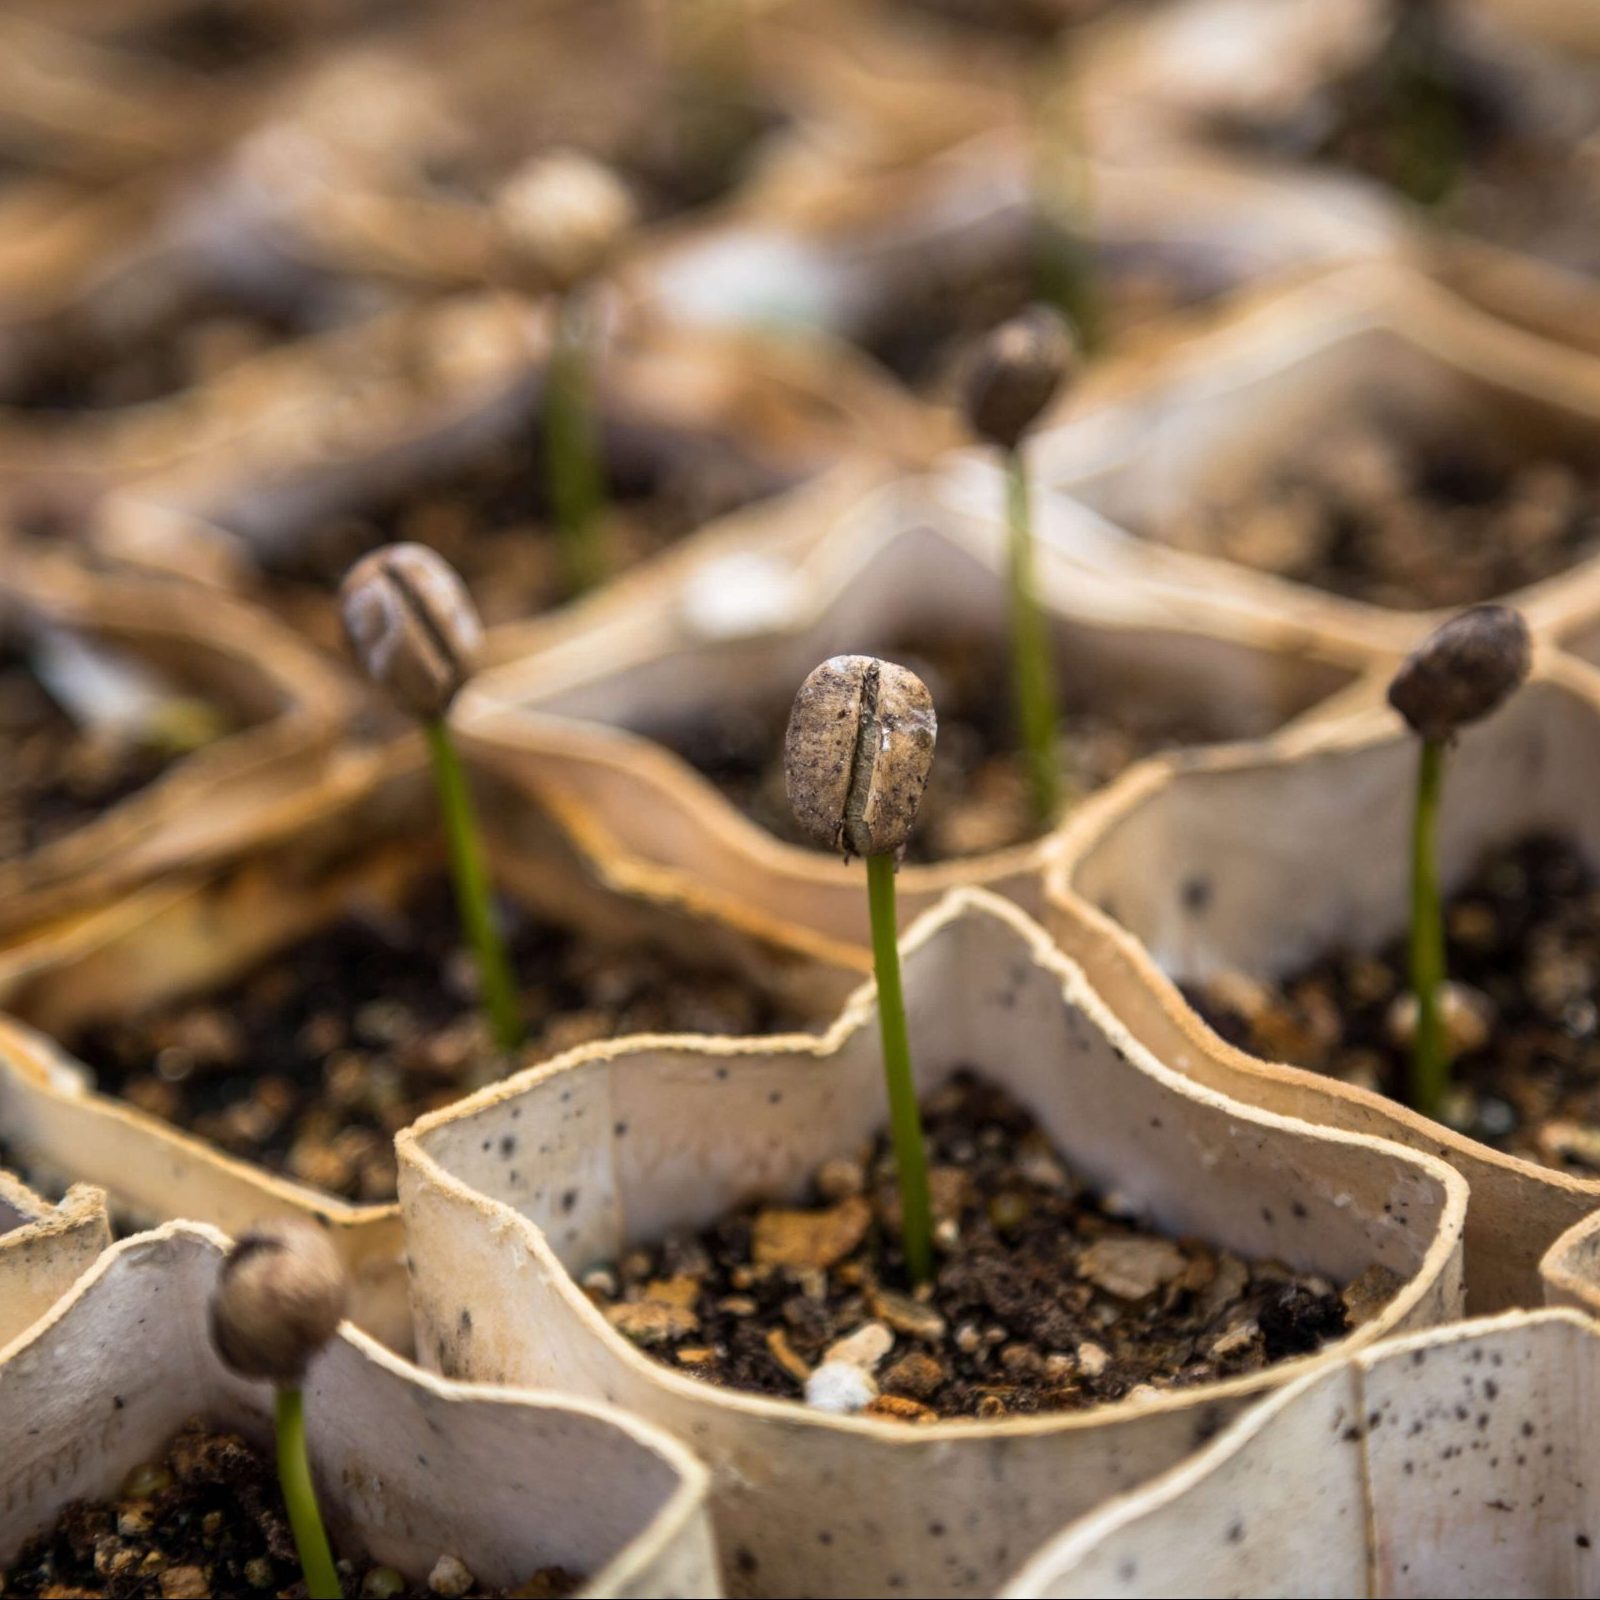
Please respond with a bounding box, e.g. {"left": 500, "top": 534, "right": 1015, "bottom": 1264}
{"left": 259, "top": 408, "right": 784, "bottom": 641}
{"left": 0, "top": 1419, "right": 582, "bottom": 1598}
{"left": 74, "top": 874, "right": 804, "bottom": 1205}
{"left": 1144, "top": 420, "right": 1600, "bottom": 611}
{"left": 587, "top": 1072, "right": 1380, "bottom": 1420}
{"left": 0, "top": 646, "right": 223, "bottom": 862}
{"left": 662, "top": 628, "right": 1220, "bottom": 862}
{"left": 1186, "top": 833, "right": 1600, "bottom": 1176}
{"left": 4, "top": 293, "right": 320, "bottom": 416}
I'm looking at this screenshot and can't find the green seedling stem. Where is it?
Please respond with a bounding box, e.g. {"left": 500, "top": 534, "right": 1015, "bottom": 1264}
{"left": 275, "top": 1387, "right": 340, "bottom": 1600}
{"left": 866, "top": 852, "right": 933, "bottom": 1285}
{"left": 425, "top": 718, "right": 523, "bottom": 1054}
{"left": 546, "top": 293, "right": 607, "bottom": 594}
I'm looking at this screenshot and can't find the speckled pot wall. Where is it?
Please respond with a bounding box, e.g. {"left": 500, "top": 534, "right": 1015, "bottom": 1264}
{"left": 0, "top": 1222, "right": 721, "bottom": 1599}
{"left": 398, "top": 889, "right": 1465, "bottom": 1599}
{"left": 1047, "top": 656, "right": 1600, "bottom": 1309}
{"left": 1003, "top": 1306, "right": 1600, "bottom": 1598}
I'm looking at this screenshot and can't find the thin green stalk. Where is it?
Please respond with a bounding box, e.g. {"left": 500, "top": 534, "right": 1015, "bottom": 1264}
{"left": 1384, "top": 0, "right": 1459, "bottom": 209}
{"left": 546, "top": 293, "right": 607, "bottom": 594}
{"left": 866, "top": 852, "right": 933, "bottom": 1286}
{"left": 425, "top": 719, "right": 523, "bottom": 1055}
{"left": 275, "top": 1387, "right": 340, "bottom": 1600}
{"left": 1005, "top": 448, "right": 1063, "bottom": 826}
{"left": 1409, "top": 737, "right": 1447, "bottom": 1118}
{"left": 1027, "top": 57, "right": 1101, "bottom": 350}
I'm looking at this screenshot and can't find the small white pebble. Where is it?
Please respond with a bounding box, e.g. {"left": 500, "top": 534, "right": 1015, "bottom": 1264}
{"left": 1076, "top": 1341, "right": 1110, "bottom": 1378}
{"left": 1100, "top": 1189, "right": 1142, "bottom": 1221}
{"left": 428, "top": 1555, "right": 475, "bottom": 1597}
{"left": 805, "top": 1362, "right": 878, "bottom": 1414}
{"left": 823, "top": 1321, "right": 893, "bottom": 1373}
{"left": 580, "top": 1267, "right": 617, "bottom": 1297}
{"left": 815, "top": 1156, "right": 866, "bottom": 1200}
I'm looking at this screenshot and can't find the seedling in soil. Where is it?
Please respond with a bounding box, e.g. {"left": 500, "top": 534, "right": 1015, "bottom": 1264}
{"left": 785, "top": 655, "right": 938, "bottom": 1282}
{"left": 961, "top": 308, "right": 1077, "bottom": 827}
{"left": 210, "top": 1220, "right": 349, "bottom": 1600}
{"left": 495, "top": 150, "right": 637, "bottom": 595}
{"left": 341, "top": 543, "right": 523, "bottom": 1054}
{"left": 1387, "top": 604, "right": 1530, "bottom": 1117}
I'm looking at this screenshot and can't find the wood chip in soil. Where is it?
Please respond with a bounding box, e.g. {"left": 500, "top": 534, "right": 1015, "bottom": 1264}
{"left": 1188, "top": 831, "right": 1600, "bottom": 1175}
{"left": 585, "top": 1072, "right": 1369, "bottom": 1420}
{"left": 73, "top": 873, "right": 806, "bottom": 1204}
{"left": 0, "top": 1418, "right": 581, "bottom": 1598}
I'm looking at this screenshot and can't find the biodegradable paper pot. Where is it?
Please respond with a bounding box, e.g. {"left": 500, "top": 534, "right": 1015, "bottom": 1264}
{"left": 1078, "top": 0, "right": 1600, "bottom": 184}
{"left": 0, "top": 1222, "right": 720, "bottom": 1599}
{"left": 460, "top": 471, "right": 1380, "bottom": 976}
{"left": 1539, "top": 1204, "right": 1600, "bottom": 1318}
{"left": 1024, "top": 262, "right": 1600, "bottom": 643}
{"left": 1002, "top": 1306, "right": 1600, "bottom": 1599}
{"left": 0, "top": 739, "right": 852, "bottom": 1346}
{"left": 115, "top": 290, "right": 926, "bottom": 616}
{"left": 0, "top": 545, "right": 350, "bottom": 939}
{"left": 0, "top": 1169, "right": 108, "bottom": 1348}
{"left": 397, "top": 889, "right": 1466, "bottom": 1600}
{"left": 1047, "top": 655, "right": 1600, "bottom": 1311}
{"left": 641, "top": 126, "right": 1401, "bottom": 373}
{"left": 256, "top": 0, "right": 1009, "bottom": 297}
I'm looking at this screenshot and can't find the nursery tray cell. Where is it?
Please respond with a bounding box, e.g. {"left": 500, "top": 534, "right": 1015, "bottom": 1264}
{"left": 73, "top": 873, "right": 805, "bottom": 1204}
{"left": 586, "top": 1071, "right": 1361, "bottom": 1419}
{"left": 259, "top": 410, "right": 787, "bottom": 642}
{"left": 1, "top": 1418, "right": 583, "bottom": 1599}
{"left": 664, "top": 626, "right": 1220, "bottom": 861}
{"left": 1139, "top": 420, "right": 1600, "bottom": 612}
{"left": 0, "top": 644, "right": 229, "bottom": 863}
{"left": 1189, "top": 831, "right": 1600, "bottom": 1177}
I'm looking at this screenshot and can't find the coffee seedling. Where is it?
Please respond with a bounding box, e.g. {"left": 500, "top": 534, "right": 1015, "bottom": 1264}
{"left": 961, "top": 308, "right": 1077, "bottom": 826}
{"left": 786, "top": 656, "right": 937, "bottom": 1282}
{"left": 210, "top": 1221, "right": 349, "bottom": 1600}
{"left": 495, "top": 150, "right": 637, "bottom": 595}
{"left": 341, "top": 543, "right": 522, "bottom": 1053}
{"left": 1387, "top": 604, "right": 1530, "bottom": 1117}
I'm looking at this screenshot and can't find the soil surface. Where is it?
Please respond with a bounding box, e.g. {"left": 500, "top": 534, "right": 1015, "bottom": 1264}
{"left": 75, "top": 873, "right": 804, "bottom": 1204}
{"left": 587, "top": 1072, "right": 1378, "bottom": 1420}
{"left": 0, "top": 1419, "right": 581, "bottom": 1598}
{"left": 1187, "top": 833, "right": 1600, "bottom": 1176}
{"left": 258, "top": 408, "right": 785, "bottom": 644}
{"left": 662, "top": 628, "right": 1222, "bottom": 861}
{"left": 0, "top": 645, "right": 223, "bottom": 862}
{"left": 1145, "top": 420, "right": 1600, "bottom": 610}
